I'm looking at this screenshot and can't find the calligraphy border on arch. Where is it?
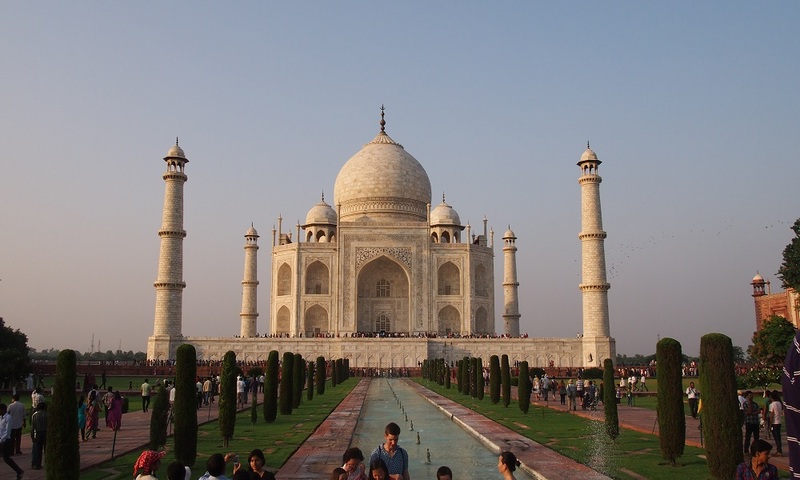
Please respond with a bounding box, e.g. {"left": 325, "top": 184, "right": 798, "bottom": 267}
{"left": 355, "top": 246, "right": 412, "bottom": 270}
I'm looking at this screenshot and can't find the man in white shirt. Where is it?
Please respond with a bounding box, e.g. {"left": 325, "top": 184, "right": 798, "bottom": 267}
{"left": 685, "top": 382, "right": 699, "bottom": 418}
{"left": 6, "top": 395, "right": 25, "bottom": 455}
{"left": 768, "top": 391, "right": 784, "bottom": 456}
{"left": 0, "top": 403, "right": 24, "bottom": 479}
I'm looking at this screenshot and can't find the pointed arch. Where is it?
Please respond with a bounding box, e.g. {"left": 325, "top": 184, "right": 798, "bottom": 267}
{"left": 357, "top": 256, "right": 410, "bottom": 333}
{"left": 438, "top": 305, "right": 461, "bottom": 335}
{"left": 441, "top": 231, "right": 451, "bottom": 243}
{"left": 437, "top": 261, "right": 461, "bottom": 295}
{"left": 304, "top": 304, "right": 329, "bottom": 336}
{"left": 474, "top": 306, "right": 490, "bottom": 334}
{"left": 305, "top": 260, "right": 329, "bottom": 294}
{"left": 277, "top": 263, "right": 292, "bottom": 296}
{"left": 276, "top": 306, "right": 291, "bottom": 335}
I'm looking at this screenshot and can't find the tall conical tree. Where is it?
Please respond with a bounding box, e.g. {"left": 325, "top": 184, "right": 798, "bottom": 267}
{"left": 149, "top": 384, "right": 170, "bottom": 450}
{"left": 489, "top": 355, "right": 501, "bottom": 404}
{"left": 292, "top": 353, "right": 304, "bottom": 409}
{"left": 656, "top": 338, "right": 684, "bottom": 464}
{"left": 462, "top": 356, "right": 471, "bottom": 396}
{"left": 501, "top": 354, "right": 511, "bottom": 407}
{"left": 219, "top": 350, "right": 237, "bottom": 447}
{"left": 476, "top": 358, "right": 485, "bottom": 400}
{"left": 700, "top": 333, "right": 742, "bottom": 479}
{"left": 518, "top": 361, "right": 531, "bottom": 413}
{"left": 470, "top": 357, "right": 479, "bottom": 397}
{"left": 306, "top": 361, "right": 315, "bottom": 401}
{"left": 316, "top": 356, "right": 326, "bottom": 395}
{"left": 174, "top": 344, "right": 198, "bottom": 466}
{"left": 279, "top": 352, "right": 294, "bottom": 414}
{"left": 264, "top": 350, "right": 279, "bottom": 422}
{"left": 46, "top": 349, "right": 79, "bottom": 480}
{"left": 603, "top": 358, "right": 620, "bottom": 441}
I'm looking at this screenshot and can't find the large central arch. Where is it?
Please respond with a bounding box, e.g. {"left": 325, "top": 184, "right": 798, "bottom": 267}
{"left": 356, "top": 255, "right": 410, "bottom": 334}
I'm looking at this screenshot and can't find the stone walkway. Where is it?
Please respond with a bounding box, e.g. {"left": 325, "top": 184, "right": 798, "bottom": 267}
{"left": 10, "top": 401, "right": 225, "bottom": 480}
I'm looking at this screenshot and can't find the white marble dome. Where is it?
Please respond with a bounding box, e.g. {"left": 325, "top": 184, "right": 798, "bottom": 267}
{"left": 430, "top": 200, "right": 461, "bottom": 226}
{"left": 246, "top": 225, "right": 258, "bottom": 236}
{"left": 503, "top": 227, "right": 516, "bottom": 239}
{"left": 165, "top": 142, "right": 186, "bottom": 159}
{"left": 579, "top": 145, "right": 598, "bottom": 162}
{"left": 305, "top": 198, "right": 337, "bottom": 225}
{"left": 334, "top": 130, "right": 431, "bottom": 222}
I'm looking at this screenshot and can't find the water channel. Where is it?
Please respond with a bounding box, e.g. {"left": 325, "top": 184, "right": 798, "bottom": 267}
{"left": 351, "top": 378, "right": 532, "bottom": 479}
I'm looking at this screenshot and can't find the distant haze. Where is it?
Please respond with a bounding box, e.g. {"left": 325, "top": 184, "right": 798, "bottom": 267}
{"left": 1, "top": 3, "right": 797, "bottom": 357}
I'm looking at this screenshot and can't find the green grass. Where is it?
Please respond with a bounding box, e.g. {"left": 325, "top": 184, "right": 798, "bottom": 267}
{"left": 417, "top": 378, "right": 713, "bottom": 480}
{"left": 78, "top": 378, "right": 357, "bottom": 480}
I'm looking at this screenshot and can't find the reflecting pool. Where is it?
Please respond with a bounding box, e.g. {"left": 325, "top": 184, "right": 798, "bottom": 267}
{"left": 352, "top": 378, "right": 530, "bottom": 479}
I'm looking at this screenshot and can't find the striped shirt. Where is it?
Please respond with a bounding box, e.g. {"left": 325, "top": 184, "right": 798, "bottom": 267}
{"left": 371, "top": 444, "right": 408, "bottom": 477}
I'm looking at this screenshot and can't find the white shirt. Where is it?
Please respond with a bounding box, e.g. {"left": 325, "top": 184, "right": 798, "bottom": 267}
{"left": 770, "top": 401, "right": 783, "bottom": 425}
{"left": 169, "top": 387, "right": 176, "bottom": 403}
{"left": 686, "top": 387, "right": 698, "bottom": 399}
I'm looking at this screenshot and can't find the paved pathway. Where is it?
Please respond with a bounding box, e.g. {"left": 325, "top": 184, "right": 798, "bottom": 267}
{"left": 9, "top": 400, "right": 225, "bottom": 480}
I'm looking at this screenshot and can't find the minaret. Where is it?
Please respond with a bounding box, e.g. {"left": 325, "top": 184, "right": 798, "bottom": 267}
{"left": 148, "top": 139, "right": 188, "bottom": 361}
{"left": 240, "top": 224, "right": 260, "bottom": 337}
{"left": 578, "top": 143, "right": 613, "bottom": 365}
{"left": 502, "top": 226, "right": 520, "bottom": 337}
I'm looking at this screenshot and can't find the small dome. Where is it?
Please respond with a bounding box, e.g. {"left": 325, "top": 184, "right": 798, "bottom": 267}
{"left": 430, "top": 200, "right": 461, "bottom": 226}
{"left": 753, "top": 272, "right": 764, "bottom": 282}
{"left": 580, "top": 146, "right": 598, "bottom": 162}
{"left": 246, "top": 225, "right": 259, "bottom": 237}
{"left": 503, "top": 227, "right": 516, "bottom": 238}
{"left": 304, "top": 199, "right": 337, "bottom": 226}
{"left": 165, "top": 140, "right": 186, "bottom": 159}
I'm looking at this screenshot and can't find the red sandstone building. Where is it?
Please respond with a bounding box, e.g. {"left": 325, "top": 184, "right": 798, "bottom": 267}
{"left": 751, "top": 273, "right": 799, "bottom": 331}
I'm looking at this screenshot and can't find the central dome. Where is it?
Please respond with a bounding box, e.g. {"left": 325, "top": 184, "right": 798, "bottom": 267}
{"left": 334, "top": 127, "right": 431, "bottom": 222}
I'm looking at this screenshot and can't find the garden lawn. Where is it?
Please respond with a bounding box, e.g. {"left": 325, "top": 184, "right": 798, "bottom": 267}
{"left": 78, "top": 378, "right": 357, "bottom": 480}
{"left": 417, "top": 378, "right": 713, "bottom": 480}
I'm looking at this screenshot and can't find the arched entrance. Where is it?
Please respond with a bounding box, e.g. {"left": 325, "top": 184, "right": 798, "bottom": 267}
{"left": 356, "top": 256, "right": 410, "bottom": 334}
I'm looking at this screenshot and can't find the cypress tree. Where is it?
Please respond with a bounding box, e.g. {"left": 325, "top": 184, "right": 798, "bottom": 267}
{"left": 477, "top": 358, "right": 485, "bottom": 400}
{"left": 279, "top": 352, "right": 294, "bottom": 414}
{"left": 603, "top": 358, "right": 620, "bottom": 441}
{"left": 292, "top": 353, "right": 304, "bottom": 409}
{"left": 46, "top": 349, "right": 79, "bottom": 480}
{"left": 316, "top": 356, "right": 326, "bottom": 395}
{"left": 445, "top": 364, "right": 451, "bottom": 389}
{"left": 489, "top": 355, "right": 501, "bottom": 404}
{"left": 462, "top": 357, "right": 471, "bottom": 396}
{"left": 656, "top": 338, "right": 684, "bottom": 464}
{"left": 174, "top": 344, "right": 198, "bottom": 466}
{"left": 456, "top": 360, "right": 463, "bottom": 393}
{"left": 306, "top": 361, "right": 315, "bottom": 401}
{"left": 264, "top": 350, "right": 279, "bottom": 423}
{"left": 518, "top": 361, "right": 531, "bottom": 413}
{"left": 149, "top": 384, "right": 170, "bottom": 450}
{"left": 335, "top": 358, "right": 344, "bottom": 385}
{"left": 501, "top": 354, "right": 511, "bottom": 408}
{"left": 700, "top": 333, "right": 742, "bottom": 479}
{"left": 470, "top": 357, "right": 479, "bottom": 397}
{"left": 219, "top": 351, "right": 237, "bottom": 447}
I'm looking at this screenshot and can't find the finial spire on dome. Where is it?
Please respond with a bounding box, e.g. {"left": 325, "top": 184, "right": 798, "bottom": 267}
{"left": 321, "top": 191, "right": 325, "bottom": 202}
{"left": 176, "top": 137, "right": 180, "bottom": 146}
{"left": 442, "top": 192, "right": 446, "bottom": 203}
{"left": 380, "top": 104, "right": 386, "bottom": 133}
{"left": 587, "top": 141, "right": 590, "bottom": 149}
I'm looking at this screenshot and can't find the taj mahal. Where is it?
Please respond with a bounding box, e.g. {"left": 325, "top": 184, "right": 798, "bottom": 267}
{"left": 147, "top": 109, "right": 616, "bottom": 369}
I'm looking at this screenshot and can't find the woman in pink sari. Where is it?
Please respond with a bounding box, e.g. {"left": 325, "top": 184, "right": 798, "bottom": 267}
{"left": 107, "top": 391, "right": 123, "bottom": 431}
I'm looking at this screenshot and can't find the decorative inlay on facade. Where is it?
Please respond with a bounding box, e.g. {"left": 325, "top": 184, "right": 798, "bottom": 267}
{"left": 356, "top": 247, "right": 412, "bottom": 269}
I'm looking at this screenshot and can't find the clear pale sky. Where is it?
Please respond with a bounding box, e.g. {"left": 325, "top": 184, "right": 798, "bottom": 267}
{"left": 1, "top": 3, "right": 797, "bottom": 357}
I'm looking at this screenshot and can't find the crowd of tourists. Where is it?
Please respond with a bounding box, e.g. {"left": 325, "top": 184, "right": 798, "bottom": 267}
{"left": 128, "top": 421, "right": 522, "bottom": 480}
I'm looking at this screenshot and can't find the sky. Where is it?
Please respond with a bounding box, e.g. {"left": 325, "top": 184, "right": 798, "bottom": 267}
{"left": 1, "top": 3, "right": 798, "bottom": 357}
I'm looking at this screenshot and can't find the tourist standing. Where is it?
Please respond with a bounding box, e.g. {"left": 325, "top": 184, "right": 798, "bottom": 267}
{"left": 769, "top": 391, "right": 784, "bottom": 456}
{"left": 743, "top": 391, "right": 761, "bottom": 454}
{"left": 133, "top": 449, "right": 166, "bottom": 479}
{"left": 7, "top": 394, "right": 25, "bottom": 455}
{"left": 141, "top": 379, "right": 152, "bottom": 413}
{"left": 86, "top": 390, "right": 101, "bottom": 439}
{"left": 77, "top": 396, "right": 87, "bottom": 441}
{"left": 0, "top": 403, "right": 24, "bottom": 479}
{"left": 342, "top": 446, "right": 367, "bottom": 480}
{"left": 435, "top": 466, "right": 452, "bottom": 480}
{"left": 30, "top": 402, "right": 47, "bottom": 470}
{"left": 686, "top": 382, "right": 699, "bottom": 419}
{"left": 107, "top": 391, "right": 124, "bottom": 431}
{"left": 370, "top": 422, "right": 410, "bottom": 480}
{"left": 566, "top": 380, "right": 577, "bottom": 411}
{"left": 558, "top": 380, "right": 566, "bottom": 405}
